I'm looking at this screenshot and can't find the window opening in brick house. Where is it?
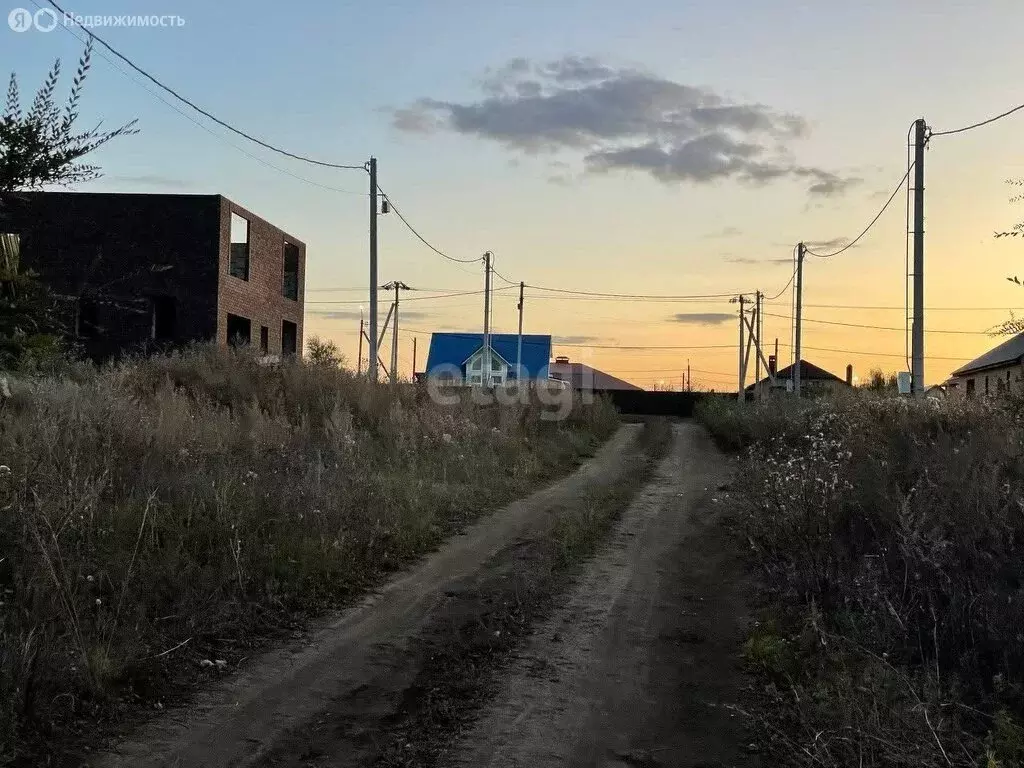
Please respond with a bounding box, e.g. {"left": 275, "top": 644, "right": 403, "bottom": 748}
{"left": 283, "top": 242, "right": 300, "bottom": 300}
{"left": 260, "top": 326, "right": 269, "bottom": 355}
{"left": 150, "top": 296, "right": 176, "bottom": 341}
{"left": 230, "top": 213, "right": 250, "bottom": 280}
{"left": 985, "top": 376, "right": 990, "bottom": 395}
{"left": 77, "top": 298, "right": 99, "bottom": 338}
{"left": 227, "top": 313, "right": 251, "bottom": 347}
{"left": 966, "top": 379, "right": 976, "bottom": 396}
{"left": 282, "top": 320, "right": 297, "bottom": 356}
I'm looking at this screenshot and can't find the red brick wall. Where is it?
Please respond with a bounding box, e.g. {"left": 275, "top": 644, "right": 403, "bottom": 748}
{"left": 215, "top": 197, "right": 305, "bottom": 354}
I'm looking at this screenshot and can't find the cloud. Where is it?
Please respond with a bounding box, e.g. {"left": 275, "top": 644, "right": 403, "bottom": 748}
{"left": 669, "top": 312, "right": 735, "bottom": 326}
{"left": 554, "top": 335, "right": 604, "bottom": 344}
{"left": 394, "top": 56, "right": 858, "bottom": 197}
{"left": 724, "top": 256, "right": 793, "bottom": 265}
{"left": 803, "top": 237, "right": 853, "bottom": 250}
{"left": 704, "top": 226, "right": 743, "bottom": 239}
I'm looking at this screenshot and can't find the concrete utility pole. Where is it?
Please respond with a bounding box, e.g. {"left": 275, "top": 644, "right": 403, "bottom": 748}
{"left": 412, "top": 336, "right": 417, "bottom": 381}
{"left": 482, "top": 252, "right": 493, "bottom": 387}
{"left": 368, "top": 157, "right": 379, "bottom": 384}
{"left": 911, "top": 118, "right": 927, "bottom": 395}
{"left": 381, "top": 281, "right": 411, "bottom": 384}
{"left": 794, "top": 242, "right": 806, "bottom": 397}
{"left": 516, "top": 281, "right": 525, "bottom": 384}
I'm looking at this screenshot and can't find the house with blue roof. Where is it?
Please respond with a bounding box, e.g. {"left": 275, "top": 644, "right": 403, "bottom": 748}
{"left": 423, "top": 332, "right": 552, "bottom": 386}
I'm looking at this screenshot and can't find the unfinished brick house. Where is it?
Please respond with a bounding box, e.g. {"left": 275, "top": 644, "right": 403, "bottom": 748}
{"left": 0, "top": 192, "right": 305, "bottom": 360}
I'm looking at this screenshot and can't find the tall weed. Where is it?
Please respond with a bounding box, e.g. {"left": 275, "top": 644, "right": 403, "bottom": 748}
{"left": 0, "top": 345, "right": 618, "bottom": 763}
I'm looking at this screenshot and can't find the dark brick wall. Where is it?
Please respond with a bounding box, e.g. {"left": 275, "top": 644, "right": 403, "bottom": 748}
{"left": 0, "top": 192, "right": 222, "bottom": 360}
{"left": 0, "top": 192, "right": 307, "bottom": 361}
{"left": 216, "top": 197, "right": 305, "bottom": 355}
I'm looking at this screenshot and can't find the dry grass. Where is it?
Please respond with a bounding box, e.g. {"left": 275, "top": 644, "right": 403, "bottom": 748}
{"left": 699, "top": 392, "right": 1024, "bottom": 767}
{"left": 0, "top": 345, "right": 619, "bottom": 764}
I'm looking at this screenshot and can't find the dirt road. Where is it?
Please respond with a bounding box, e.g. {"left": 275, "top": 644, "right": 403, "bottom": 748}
{"left": 446, "top": 421, "right": 756, "bottom": 768}
{"left": 93, "top": 425, "right": 648, "bottom": 768}
{"left": 93, "top": 421, "right": 755, "bottom": 768}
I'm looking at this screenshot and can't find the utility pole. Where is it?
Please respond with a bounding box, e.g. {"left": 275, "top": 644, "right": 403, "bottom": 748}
{"left": 794, "top": 242, "right": 806, "bottom": 397}
{"left": 412, "top": 336, "right": 417, "bottom": 382}
{"left": 734, "top": 294, "right": 746, "bottom": 402}
{"left": 687, "top": 360, "right": 691, "bottom": 392}
{"left": 911, "top": 118, "right": 927, "bottom": 395}
{"left": 368, "top": 157, "right": 379, "bottom": 384}
{"left": 381, "top": 281, "right": 411, "bottom": 384}
{"left": 516, "top": 281, "right": 525, "bottom": 384}
{"left": 360, "top": 325, "right": 391, "bottom": 381}
{"left": 754, "top": 291, "right": 763, "bottom": 401}
{"left": 774, "top": 337, "right": 779, "bottom": 386}
{"left": 357, "top": 313, "right": 364, "bottom": 376}
{"left": 482, "top": 252, "right": 492, "bottom": 387}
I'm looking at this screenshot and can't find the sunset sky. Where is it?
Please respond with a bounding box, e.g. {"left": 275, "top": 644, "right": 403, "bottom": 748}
{"left": 6, "top": 0, "right": 1024, "bottom": 388}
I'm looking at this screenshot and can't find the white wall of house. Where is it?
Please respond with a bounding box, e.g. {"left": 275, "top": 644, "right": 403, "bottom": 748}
{"left": 950, "top": 361, "right": 1024, "bottom": 397}
{"left": 464, "top": 347, "right": 509, "bottom": 386}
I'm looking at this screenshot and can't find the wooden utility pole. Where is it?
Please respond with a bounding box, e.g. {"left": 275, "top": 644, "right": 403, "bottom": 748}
{"left": 794, "top": 242, "right": 806, "bottom": 397}
{"left": 754, "top": 291, "right": 763, "bottom": 400}
{"left": 361, "top": 326, "right": 390, "bottom": 381}
{"left": 482, "top": 252, "right": 492, "bottom": 387}
{"left": 381, "top": 281, "right": 411, "bottom": 384}
{"left": 368, "top": 157, "right": 379, "bottom": 384}
{"left": 736, "top": 294, "right": 746, "bottom": 402}
{"left": 412, "top": 336, "right": 418, "bottom": 381}
{"left": 911, "top": 118, "right": 927, "bottom": 395}
{"left": 357, "top": 314, "right": 364, "bottom": 376}
{"left": 516, "top": 281, "right": 524, "bottom": 384}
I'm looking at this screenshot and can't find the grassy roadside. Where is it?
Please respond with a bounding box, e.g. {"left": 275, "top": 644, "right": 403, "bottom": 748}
{"left": 0, "top": 346, "right": 620, "bottom": 766}
{"left": 368, "top": 418, "right": 673, "bottom": 768}
{"left": 697, "top": 395, "right": 1024, "bottom": 768}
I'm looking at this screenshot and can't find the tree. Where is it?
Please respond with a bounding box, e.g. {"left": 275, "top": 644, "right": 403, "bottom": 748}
{"left": 0, "top": 40, "right": 137, "bottom": 369}
{"left": 1, "top": 39, "right": 137, "bottom": 193}
{"left": 306, "top": 336, "right": 346, "bottom": 368}
{"left": 992, "top": 180, "right": 1024, "bottom": 335}
{"left": 860, "top": 368, "right": 898, "bottom": 392}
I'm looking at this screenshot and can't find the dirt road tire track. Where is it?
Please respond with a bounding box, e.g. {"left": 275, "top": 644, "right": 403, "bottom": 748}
{"left": 91, "top": 425, "right": 644, "bottom": 768}
{"left": 447, "top": 421, "right": 757, "bottom": 768}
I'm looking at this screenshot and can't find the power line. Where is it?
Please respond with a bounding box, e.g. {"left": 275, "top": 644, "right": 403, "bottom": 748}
{"left": 396, "top": 328, "right": 735, "bottom": 350}
{"left": 375, "top": 189, "right": 481, "bottom": 264}
{"left": 40, "top": 19, "right": 368, "bottom": 195}
{"left": 522, "top": 294, "right": 735, "bottom": 304}
{"left": 764, "top": 302, "right": 1023, "bottom": 311}
{"left": 804, "top": 165, "right": 914, "bottom": 258}
{"left": 524, "top": 285, "right": 743, "bottom": 300}
{"left": 763, "top": 246, "right": 799, "bottom": 301}
{"left": 490, "top": 262, "right": 518, "bottom": 286}
{"left": 306, "top": 285, "right": 473, "bottom": 293}
{"left": 931, "top": 101, "right": 1024, "bottom": 137}
{"left": 307, "top": 287, "right": 515, "bottom": 305}
{"left": 404, "top": 287, "right": 516, "bottom": 302}
{"left": 761, "top": 312, "right": 992, "bottom": 335}
{"left": 774, "top": 341, "right": 969, "bottom": 362}
{"left": 37, "top": 0, "right": 367, "bottom": 172}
